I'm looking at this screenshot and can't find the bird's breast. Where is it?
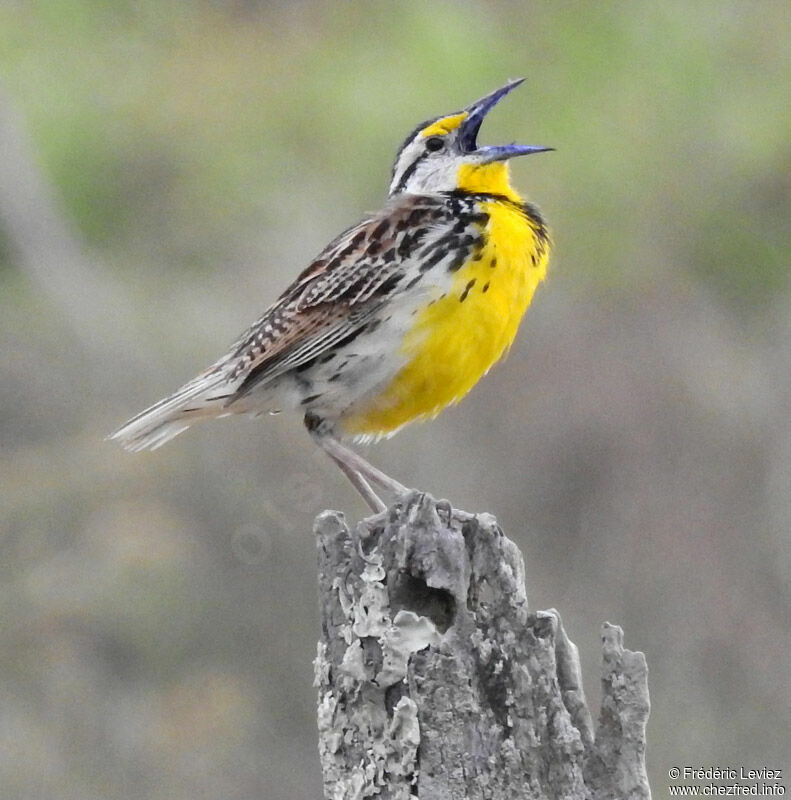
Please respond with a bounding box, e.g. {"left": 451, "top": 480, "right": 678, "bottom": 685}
{"left": 342, "top": 198, "right": 549, "bottom": 438}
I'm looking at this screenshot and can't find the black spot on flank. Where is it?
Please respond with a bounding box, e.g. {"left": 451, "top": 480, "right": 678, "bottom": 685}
{"left": 405, "top": 273, "right": 423, "bottom": 290}
{"left": 482, "top": 281, "right": 490, "bottom": 293}
{"left": 447, "top": 249, "right": 468, "bottom": 273}
{"left": 318, "top": 352, "right": 337, "bottom": 363}
{"left": 459, "top": 279, "right": 476, "bottom": 302}
{"left": 490, "top": 256, "right": 497, "bottom": 269}
{"left": 460, "top": 233, "right": 480, "bottom": 249}
{"left": 303, "top": 411, "right": 323, "bottom": 432}
{"left": 294, "top": 373, "right": 312, "bottom": 393}
{"left": 302, "top": 393, "right": 323, "bottom": 405}
{"left": 328, "top": 372, "right": 342, "bottom": 382}
{"left": 294, "top": 358, "right": 317, "bottom": 373}
{"left": 366, "top": 318, "right": 382, "bottom": 333}
{"left": 530, "top": 254, "right": 537, "bottom": 266}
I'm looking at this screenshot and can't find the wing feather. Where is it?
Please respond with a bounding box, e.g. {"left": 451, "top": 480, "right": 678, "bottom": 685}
{"left": 111, "top": 194, "right": 468, "bottom": 449}
{"left": 223, "top": 196, "right": 452, "bottom": 391}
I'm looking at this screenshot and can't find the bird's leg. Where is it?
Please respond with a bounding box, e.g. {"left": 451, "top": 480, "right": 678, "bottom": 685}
{"left": 304, "top": 413, "right": 407, "bottom": 510}
{"left": 320, "top": 435, "right": 408, "bottom": 493}
{"left": 325, "top": 452, "right": 386, "bottom": 514}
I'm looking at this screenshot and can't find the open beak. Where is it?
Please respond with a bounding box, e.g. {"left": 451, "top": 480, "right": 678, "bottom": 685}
{"left": 458, "top": 78, "right": 553, "bottom": 163}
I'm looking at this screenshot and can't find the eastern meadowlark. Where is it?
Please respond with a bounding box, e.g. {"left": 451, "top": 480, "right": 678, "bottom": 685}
{"left": 110, "top": 79, "right": 551, "bottom": 512}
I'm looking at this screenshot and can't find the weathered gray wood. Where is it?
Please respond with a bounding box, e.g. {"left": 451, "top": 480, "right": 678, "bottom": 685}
{"left": 314, "top": 491, "right": 650, "bottom": 800}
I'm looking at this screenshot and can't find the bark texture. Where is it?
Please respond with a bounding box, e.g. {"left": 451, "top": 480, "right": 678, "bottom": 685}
{"left": 314, "top": 491, "right": 650, "bottom": 800}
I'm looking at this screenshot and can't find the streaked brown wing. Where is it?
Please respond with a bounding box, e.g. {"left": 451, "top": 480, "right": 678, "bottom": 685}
{"left": 227, "top": 304, "right": 377, "bottom": 401}
{"left": 221, "top": 195, "right": 453, "bottom": 398}
{"left": 296, "top": 196, "right": 450, "bottom": 307}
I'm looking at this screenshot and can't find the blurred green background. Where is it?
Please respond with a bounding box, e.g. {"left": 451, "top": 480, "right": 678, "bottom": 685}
{"left": 1, "top": 1, "right": 789, "bottom": 797}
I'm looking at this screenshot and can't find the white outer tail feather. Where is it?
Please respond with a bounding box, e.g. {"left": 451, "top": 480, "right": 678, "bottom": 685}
{"left": 108, "top": 371, "right": 233, "bottom": 452}
{"left": 116, "top": 420, "right": 193, "bottom": 452}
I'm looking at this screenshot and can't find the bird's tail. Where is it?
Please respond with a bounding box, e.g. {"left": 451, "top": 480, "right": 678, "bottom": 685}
{"left": 108, "top": 371, "right": 232, "bottom": 452}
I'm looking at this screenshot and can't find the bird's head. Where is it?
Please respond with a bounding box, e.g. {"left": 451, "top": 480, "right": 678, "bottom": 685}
{"left": 388, "top": 79, "right": 552, "bottom": 199}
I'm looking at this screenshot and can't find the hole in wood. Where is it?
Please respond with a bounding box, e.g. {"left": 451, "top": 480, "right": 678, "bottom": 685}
{"left": 389, "top": 572, "right": 456, "bottom": 634}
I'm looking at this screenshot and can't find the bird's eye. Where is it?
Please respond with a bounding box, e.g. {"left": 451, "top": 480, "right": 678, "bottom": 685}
{"left": 425, "top": 136, "right": 445, "bottom": 153}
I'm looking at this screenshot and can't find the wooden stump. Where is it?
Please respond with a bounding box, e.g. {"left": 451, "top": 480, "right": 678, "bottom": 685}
{"left": 315, "top": 491, "right": 650, "bottom": 800}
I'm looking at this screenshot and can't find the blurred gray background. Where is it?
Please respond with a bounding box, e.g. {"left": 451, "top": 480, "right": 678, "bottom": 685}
{"left": 1, "top": 2, "right": 789, "bottom": 798}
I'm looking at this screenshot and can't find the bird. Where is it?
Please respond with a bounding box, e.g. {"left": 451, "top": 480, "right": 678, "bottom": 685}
{"left": 110, "top": 79, "right": 552, "bottom": 513}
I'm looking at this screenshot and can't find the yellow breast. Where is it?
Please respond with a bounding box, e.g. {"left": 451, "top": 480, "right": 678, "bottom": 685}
{"left": 343, "top": 190, "right": 549, "bottom": 438}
